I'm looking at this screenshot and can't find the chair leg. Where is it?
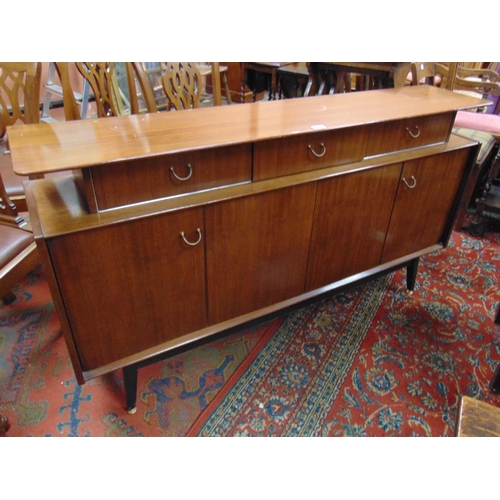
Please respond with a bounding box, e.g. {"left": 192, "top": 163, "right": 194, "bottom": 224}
{"left": 222, "top": 74, "right": 232, "bottom": 104}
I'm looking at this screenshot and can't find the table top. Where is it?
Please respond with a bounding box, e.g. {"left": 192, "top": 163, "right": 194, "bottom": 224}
{"left": 456, "top": 396, "right": 500, "bottom": 437}
{"left": 9, "top": 86, "right": 489, "bottom": 177}
{"left": 320, "top": 62, "right": 398, "bottom": 72}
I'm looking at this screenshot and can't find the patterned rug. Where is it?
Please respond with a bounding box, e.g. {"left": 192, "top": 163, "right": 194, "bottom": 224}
{"left": 1, "top": 225, "right": 500, "bottom": 437}
{"left": 188, "top": 227, "right": 500, "bottom": 436}
{"left": 0, "top": 270, "right": 279, "bottom": 436}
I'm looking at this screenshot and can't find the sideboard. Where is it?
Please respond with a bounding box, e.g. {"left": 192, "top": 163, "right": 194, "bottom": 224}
{"left": 8, "top": 86, "right": 486, "bottom": 413}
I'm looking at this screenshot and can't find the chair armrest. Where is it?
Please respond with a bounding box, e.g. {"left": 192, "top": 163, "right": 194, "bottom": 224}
{"left": 457, "top": 66, "right": 499, "bottom": 83}
{"left": 454, "top": 74, "right": 500, "bottom": 97}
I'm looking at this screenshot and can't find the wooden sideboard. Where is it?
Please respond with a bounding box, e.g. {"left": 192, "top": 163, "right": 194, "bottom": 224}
{"left": 9, "top": 86, "right": 486, "bottom": 413}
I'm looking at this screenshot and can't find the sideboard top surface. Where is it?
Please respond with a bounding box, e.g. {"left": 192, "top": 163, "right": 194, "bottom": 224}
{"left": 9, "top": 86, "right": 488, "bottom": 176}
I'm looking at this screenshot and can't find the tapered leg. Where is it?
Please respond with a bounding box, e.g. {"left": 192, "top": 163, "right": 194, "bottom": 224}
{"left": 123, "top": 365, "right": 138, "bottom": 414}
{"left": 491, "top": 365, "right": 500, "bottom": 394}
{"left": 406, "top": 257, "right": 419, "bottom": 292}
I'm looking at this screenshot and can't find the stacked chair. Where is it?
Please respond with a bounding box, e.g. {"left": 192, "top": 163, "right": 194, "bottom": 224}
{"left": 0, "top": 63, "right": 41, "bottom": 304}
{"left": 411, "top": 62, "right": 500, "bottom": 235}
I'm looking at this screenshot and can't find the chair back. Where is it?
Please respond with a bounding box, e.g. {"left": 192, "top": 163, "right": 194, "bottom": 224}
{"left": 53, "top": 62, "right": 82, "bottom": 121}
{"left": 412, "top": 62, "right": 500, "bottom": 99}
{"left": 125, "top": 62, "right": 159, "bottom": 114}
{"left": 162, "top": 62, "right": 202, "bottom": 110}
{"left": 411, "top": 62, "right": 446, "bottom": 87}
{"left": 75, "top": 62, "right": 124, "bottom": 118}
{"left": 0, "top": 62, "right": 41, "bottom": 138}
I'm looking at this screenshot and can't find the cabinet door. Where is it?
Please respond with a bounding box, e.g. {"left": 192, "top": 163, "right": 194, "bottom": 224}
{"left": 205, "top": 184, "right": 317, "bottom": 324}
{"left": 47, "top": 208, "right": 207, "bottom": 371}
{"left": 381, "top": 148, "right": 470, "bottom": 263}
{"left": 305, "top": 164, "right": 402, "bottom": 292}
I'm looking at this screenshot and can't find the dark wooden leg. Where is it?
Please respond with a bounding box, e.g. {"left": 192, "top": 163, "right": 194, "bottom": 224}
{"left": 123, "top": 365, "right": 138, "bottom": 414}
{"left": 406, "top": 257, "right": 419, "bottom": 292}
{"left": 495, "top": 303, "right": 500, "bottom": 325}
{"left": 1, "top": 292, "right": 17, "bottom": 305}
{"left": 491, "top": 365, "right": 500, "bottom": 394}
{"left": 0, "top": 414, "right": 10, "bottom": 436}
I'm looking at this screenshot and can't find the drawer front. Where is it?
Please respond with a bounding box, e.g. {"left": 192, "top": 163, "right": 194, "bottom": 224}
{"left": 91, "top": 143, "right": 253, "bottom": 210}
{"left": 365, "top": 112, "right": 454, "bottom": 158}
{"left": 253, "top": 126, "right": 370, "bottom": 181}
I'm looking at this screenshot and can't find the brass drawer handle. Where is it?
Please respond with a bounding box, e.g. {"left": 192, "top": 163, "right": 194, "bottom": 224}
{"left": 406, "top": 125, "right": 421, "bottom": 139}
{"left": 308, "top": 143, "right": 326, "bottom": 158}
{"left": 170, "top": 163, "right": 193, "bottom": 181}
{"left": 402, "top": 176, "right": 417, "bottom": 189}
{"left": 181, "top": 228, "right": 202, "bottom": 246}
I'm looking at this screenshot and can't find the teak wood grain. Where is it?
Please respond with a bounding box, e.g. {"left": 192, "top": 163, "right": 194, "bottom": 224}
{"left": 205, "top": 184, "right": 317, "bottom": 324}
{"left": 253, "top": 125, "right": 370, "bottom": 181}
{"left": 381, "top": 148, "right": 471, "bottom": 263}
{"left": 47, "top": 207, "right": 207, "bottom": 370}
{"left": 305, "top": 164, "right": 402, "bottom": 291}
{"left": 365, "top": 112, "right": 454, "bottom": 158}
{"left": 90, "top": 143, "right": 252, "bottom": 211}
{"left": 9, "top": 86, "right": 489, "bottom": 177}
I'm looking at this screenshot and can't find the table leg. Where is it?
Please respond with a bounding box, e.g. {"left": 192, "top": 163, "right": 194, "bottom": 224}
{"left": 123, "top": 365, "right": 138, "bottom": 414}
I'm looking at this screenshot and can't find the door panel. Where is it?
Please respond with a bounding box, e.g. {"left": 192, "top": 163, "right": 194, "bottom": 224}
{"left": 205, "top": 184, "right": 317, "bottom": 324}
{"left": 306, "top": 164, "right": 402, "bottom": 291}
{"left": 381, "top": 148, "right": 470, "bottom": 263}
{"left": 47, "top": 208, "right": 207, "bottom": 370}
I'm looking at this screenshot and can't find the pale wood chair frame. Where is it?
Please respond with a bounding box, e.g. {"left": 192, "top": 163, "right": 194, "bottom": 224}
{"left": 0, "top": 62, "right": 42, "bottom": 216}
{"left": 162, "top": 62, "right": 202, "bottom": 111}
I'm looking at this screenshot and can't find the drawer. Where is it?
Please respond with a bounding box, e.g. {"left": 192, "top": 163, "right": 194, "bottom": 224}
{"left": 89, "top": 143, "right": 253, "bottom": 211}
{"left": 253, "top": 125, "right": 370, "bottom": 181}
{"left": 365, "top": 112, "right": 454, "bottom": 158}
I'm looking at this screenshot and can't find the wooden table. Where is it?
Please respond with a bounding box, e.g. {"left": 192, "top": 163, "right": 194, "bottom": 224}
{"left": 309, "top": 62, "right": 410, "bottom": 94}
{"left": 240, "top": 62, "right": 295, "bottom": 102}
{"left": 9, "top": 86, "right": 487, "bottom": 413}
{"left": 456, "top": 396, "right": 500, "bottom": 436}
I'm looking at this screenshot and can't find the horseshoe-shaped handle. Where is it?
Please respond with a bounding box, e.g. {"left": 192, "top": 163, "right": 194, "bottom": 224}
{"left": 402, "top": 176, "right": 417, "bottom": 189}
{"left": 308, "top": 143, "right": 326, "bottom": 158}
{"left": 406, "top": 126, "right": 421, "bottom": 139}
{"left": 181, "top": 228, "right": 202, "bottom": 246}
{"left": 170, "top": 163, "right": 193, "bottom": 181}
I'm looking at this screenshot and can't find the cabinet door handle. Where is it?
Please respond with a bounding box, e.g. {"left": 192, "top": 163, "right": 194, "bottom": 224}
{"left": 170, "top": 163, "right": 193, "bottom": 181}
{"left": 181, "top": 228, "right": 202, "bottom": 246}
{"left": 308, "top": 143, "right": 326, "bottom": 158}
{"left": 406, "top": 125, "right": 420, "bottom": 138}
{"left": 402, "top": 176, "right": 417, "bottom": 189}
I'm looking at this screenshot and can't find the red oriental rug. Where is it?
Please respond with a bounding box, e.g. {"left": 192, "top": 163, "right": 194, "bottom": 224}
{"left": 1, "top": 226, "right": 500, "bottom": 437}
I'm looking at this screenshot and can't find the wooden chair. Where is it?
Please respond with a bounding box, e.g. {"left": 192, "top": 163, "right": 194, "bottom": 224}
{"left": 411, "top": 62, "right": 500, "bottom": 233}
{"left": 127, "top": 62, "right": 230, "bottom": 114}
{"left": 162, "top": 62, "right": 202, "bottom": 111}
{"left": 0, "top": 170, "right": 38, "bottom": 305}
{"left": 125, "top": 62, "right": 161, "bottom": 114}
{"left": 196, "top": 63, "right": 232, "bottom": 106}
{"left": 54, "top": 62, "right": 126, "bottom": 119}
{"left": 0, "top": 62, "right": 42, "bottom": 214}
